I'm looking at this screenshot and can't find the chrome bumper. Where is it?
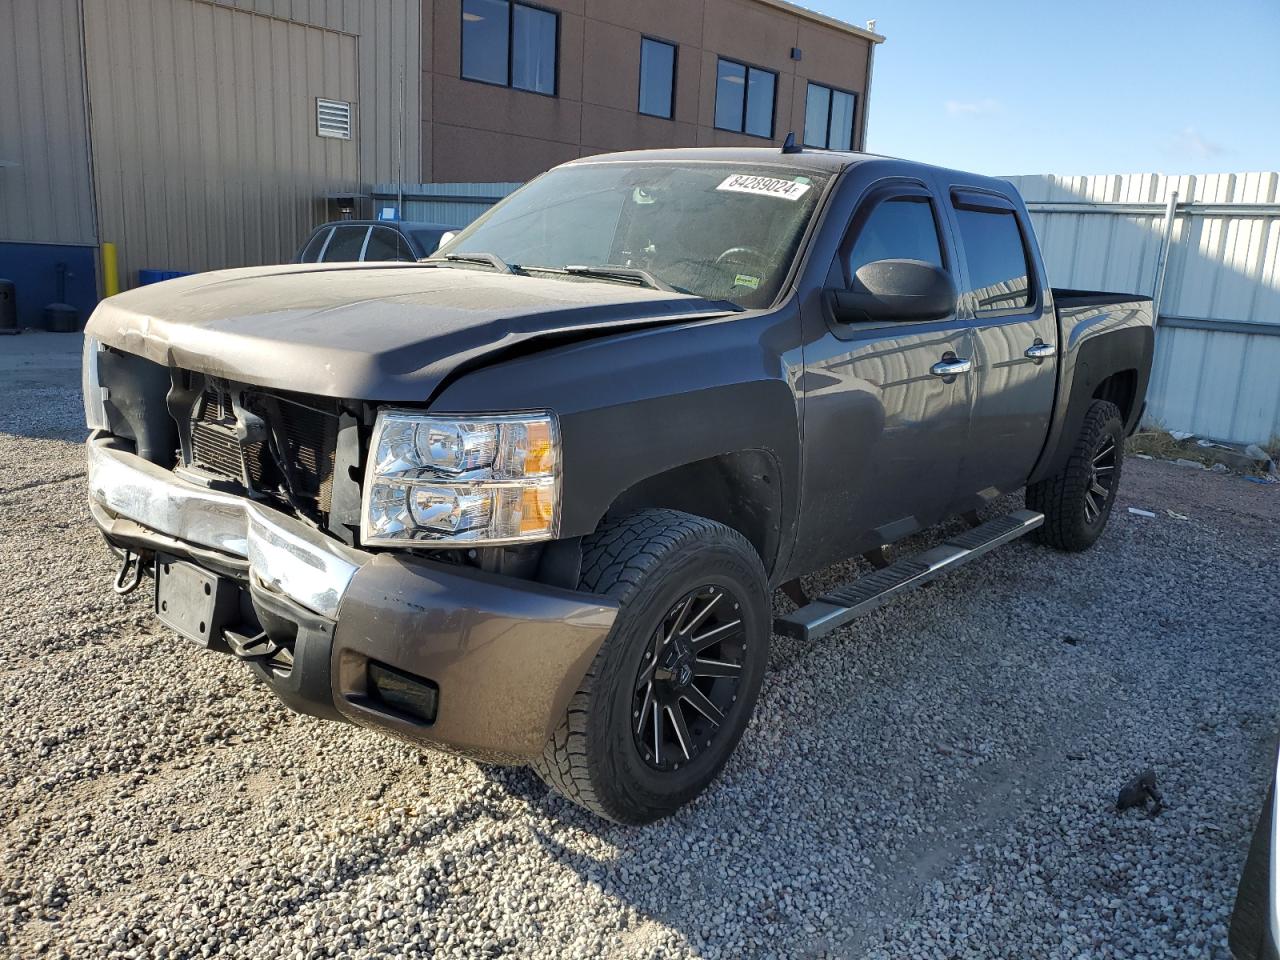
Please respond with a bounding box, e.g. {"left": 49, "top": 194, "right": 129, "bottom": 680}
{"left": 86, "top": 435, "right": 367, "bottom": 618}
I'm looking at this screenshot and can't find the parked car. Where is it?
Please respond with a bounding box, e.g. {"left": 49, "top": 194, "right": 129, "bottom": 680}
{"left": 1230, "top": 757, "right": 1280, "bottom": 960}
{"left": 83, "top": 147, "right": 1153, "bottom": 823}
{"left": 294, "top": 219, "right": 454, "bottom": 263}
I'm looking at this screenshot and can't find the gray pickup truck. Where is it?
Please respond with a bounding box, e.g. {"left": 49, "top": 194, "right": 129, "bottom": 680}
{"left": 83, "top": 146, "right": 1153, "bottom": 823}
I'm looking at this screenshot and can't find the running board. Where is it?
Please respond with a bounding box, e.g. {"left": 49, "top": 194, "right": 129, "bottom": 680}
{"left": 774, "top": 509, "right": 1044, "bottom": 642}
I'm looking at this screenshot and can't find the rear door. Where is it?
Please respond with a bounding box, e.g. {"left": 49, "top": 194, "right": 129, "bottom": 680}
{"left": 797, "top": 179, "right": 974, "bottom": 570}
{"left": 941, "top": 186, "right": 1058, "bottom": 498}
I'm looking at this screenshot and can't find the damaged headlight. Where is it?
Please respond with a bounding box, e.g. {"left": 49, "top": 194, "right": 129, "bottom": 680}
{"left": 360, "top": 410, "right": 560, "bottom": 547}
{"left": 83, "top": 337, "right": 109, "bottom": 431}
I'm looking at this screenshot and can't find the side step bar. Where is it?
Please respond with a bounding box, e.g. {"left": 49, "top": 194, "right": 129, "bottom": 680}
{"left": 774, "top": 509, "right": 1044, "bottom": 642}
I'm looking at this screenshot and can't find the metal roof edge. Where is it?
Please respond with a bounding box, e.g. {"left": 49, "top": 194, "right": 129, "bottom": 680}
{"left": 748, "top": 0, "right": 886, "bottom": 43}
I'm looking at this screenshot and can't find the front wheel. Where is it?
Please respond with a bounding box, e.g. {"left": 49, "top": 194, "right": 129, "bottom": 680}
{"left": 1026, "top": 399, "right": 1125, "bottom": 551}
{"left": 532, "top": 509, "right": 770, "bottom": 824}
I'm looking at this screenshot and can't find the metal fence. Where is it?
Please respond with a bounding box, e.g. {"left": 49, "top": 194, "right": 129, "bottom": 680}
{"left": 1008, "top": 172, "right": 1280, "bottom": 445}
{"left": 371, "top": 182, "right": 521, "bottom": 229}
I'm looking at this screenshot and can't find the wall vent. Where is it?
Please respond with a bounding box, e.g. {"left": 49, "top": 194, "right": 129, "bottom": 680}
{"left": 316, "top": 98, "right": 352, "bottom": 140}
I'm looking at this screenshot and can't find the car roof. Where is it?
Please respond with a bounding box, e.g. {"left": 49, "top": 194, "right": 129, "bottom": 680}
{"left": 309, "top": 219, "right": 454, "bottom": 232}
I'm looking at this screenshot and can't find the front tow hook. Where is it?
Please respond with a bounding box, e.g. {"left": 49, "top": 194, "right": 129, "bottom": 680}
{"left": 112, "top": 549, "right": 145, "bottom": 595}
{"left": 224, "top": 628, "right": 280, "bottom": 661}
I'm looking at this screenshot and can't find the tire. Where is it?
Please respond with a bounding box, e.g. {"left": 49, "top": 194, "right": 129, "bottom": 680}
{"left": 1026, "top": 399, "right": 1125, "bottom": 552}
{"left": 532, "top": 509, "right": 770, "bottom": 824}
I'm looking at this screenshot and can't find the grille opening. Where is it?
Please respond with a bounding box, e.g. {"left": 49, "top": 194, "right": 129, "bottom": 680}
{"left": 187, "top": 385, "right": 338, "bottom": 516}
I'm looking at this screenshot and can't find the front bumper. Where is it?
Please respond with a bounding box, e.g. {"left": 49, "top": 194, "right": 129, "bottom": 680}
{"left": 86, "top": 435, "right": 618, "bottom": 762}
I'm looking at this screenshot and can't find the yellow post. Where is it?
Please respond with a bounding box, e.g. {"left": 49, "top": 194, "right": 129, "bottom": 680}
{"left": 101, "top": 242, "right": 120, "bottom": 297}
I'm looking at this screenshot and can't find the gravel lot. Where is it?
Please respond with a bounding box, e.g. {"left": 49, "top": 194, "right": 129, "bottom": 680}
{"left": 3, "top": 333, "right": 1278, "bottom": 959}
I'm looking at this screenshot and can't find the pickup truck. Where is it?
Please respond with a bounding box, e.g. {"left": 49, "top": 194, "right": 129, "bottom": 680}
{"left": 83, "top": 146, "right": 1153, "bottom": 824}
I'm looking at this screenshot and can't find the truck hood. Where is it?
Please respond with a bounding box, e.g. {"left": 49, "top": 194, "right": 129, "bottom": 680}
{"left": 85, "top": 262, "right": 737, "bottom": 401}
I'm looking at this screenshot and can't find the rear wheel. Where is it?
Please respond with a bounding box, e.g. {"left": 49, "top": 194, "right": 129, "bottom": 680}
{"left": 532, "top": 509, "right": 769, "bottom": 824}
{"left": 1027, "top": 399, "right": 1124, "bottom": 551}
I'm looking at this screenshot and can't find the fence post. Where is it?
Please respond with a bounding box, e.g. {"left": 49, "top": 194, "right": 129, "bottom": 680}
{"left": 1150, "top": 191, "right": 1178, "bottom": 327}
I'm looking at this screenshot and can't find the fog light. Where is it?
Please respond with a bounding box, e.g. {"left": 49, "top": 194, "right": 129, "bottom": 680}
{"left": 367, "top": 661, "right": 439, "bottom": 724}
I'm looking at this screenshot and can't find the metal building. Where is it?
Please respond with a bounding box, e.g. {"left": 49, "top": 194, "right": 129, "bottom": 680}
{"left": 1, "top": 0, "right": 420, "bottom": 325}
{"left": 1010, "top": 172, "right": 1280, "bottom": 446}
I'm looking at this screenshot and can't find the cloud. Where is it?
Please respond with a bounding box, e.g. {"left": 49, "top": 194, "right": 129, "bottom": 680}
{"left": 945, "top": 98, "right": 1004, "bottom": 117}
{"left": 1171, "top": 126, "right": 1229, "bottom": 159}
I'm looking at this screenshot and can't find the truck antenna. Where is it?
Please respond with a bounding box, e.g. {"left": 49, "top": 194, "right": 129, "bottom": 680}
{"left": 781, "top": 132, "right": 802, "bottom": 154}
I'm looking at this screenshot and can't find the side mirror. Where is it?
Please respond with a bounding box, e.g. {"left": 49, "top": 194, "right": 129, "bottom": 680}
{"left": 828, "top": 259, "right": 957, "bottom": 324}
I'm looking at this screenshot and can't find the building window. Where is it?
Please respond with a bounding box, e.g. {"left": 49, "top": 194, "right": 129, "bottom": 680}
{"left": 638, "top": 38, "right": 676, "bottom": 119}
{"left": 803, "top": 83, "right": 856, "bottom": 150}
{"left": 714, "top": 57, "right": 776, "bottom": 139}
{"left": 461, "top": 0, "right": 558, "bottom": 96}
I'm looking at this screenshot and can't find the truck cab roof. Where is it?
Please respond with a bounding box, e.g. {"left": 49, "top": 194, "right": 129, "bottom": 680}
{"left": 564, "top": 146, "right": 1022, "bottom": 203}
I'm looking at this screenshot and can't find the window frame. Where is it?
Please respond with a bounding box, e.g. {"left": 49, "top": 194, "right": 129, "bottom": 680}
{"left": 713, "top": 56, "right": 777, "bottom": 140}
{"left": 637, "top": 36, "right": 677, "bottom": 120}
{"left": 460, "top": 0, "right": 560, "bottom": 98}
{"left": 949, "top": 187, "right": 1041, "bottom": 319}
{"left": 803, "top": 81, "right": 857, "bottom": 151}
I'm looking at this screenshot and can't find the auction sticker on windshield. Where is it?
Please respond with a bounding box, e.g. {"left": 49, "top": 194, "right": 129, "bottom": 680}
{"left": 716, "top": 174, "right": 812, "bottom": 201}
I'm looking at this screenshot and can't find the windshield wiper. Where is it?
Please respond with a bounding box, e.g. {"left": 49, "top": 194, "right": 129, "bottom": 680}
{"left": 423, "top": 252, "right": 518, "bottom": 274}
{"left": 562, "top": 264, "right": 677, "bottom": 293}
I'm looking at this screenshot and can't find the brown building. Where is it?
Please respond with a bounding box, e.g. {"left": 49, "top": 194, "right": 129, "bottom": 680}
{"left": 2, "top": 0, "right": 879, "bottom": 314}
{"left": 422, "top": 0, "right": 883, "bottom": 182}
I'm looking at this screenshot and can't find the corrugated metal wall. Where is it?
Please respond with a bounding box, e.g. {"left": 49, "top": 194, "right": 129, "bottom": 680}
{"left": 211, "top": 0, "right": 422, "bottom": 193}
{"left": 0, "top": 0, "right": 96, "bottom": 245}
{"left": 77, "top": 0, "right": 421, "bottom": 287}
{"left": 372, "top": 182, "right": 522, "bottom": 228}
{"left": 1009, "top": 172, "right": 1280, "bottom": 445}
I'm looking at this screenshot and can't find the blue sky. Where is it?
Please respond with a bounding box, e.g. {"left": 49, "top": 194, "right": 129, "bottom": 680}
{"left": 804, "top": 0, "right": 1280, "bottom": 176}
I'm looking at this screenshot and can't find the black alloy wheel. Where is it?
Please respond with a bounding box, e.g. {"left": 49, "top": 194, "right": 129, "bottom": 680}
{"left": 631, "top": 584, "right": 747, "bottom": 772}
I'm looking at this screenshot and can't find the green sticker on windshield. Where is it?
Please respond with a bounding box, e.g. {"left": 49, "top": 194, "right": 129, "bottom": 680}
{"left": 734, "top": 274, "right": 761, "bottom": 290}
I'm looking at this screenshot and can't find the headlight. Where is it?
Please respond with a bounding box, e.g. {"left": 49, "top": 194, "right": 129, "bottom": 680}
{"left": 361, "top": 410, "right": 560, "bottom": 547}
{"left": 82, "top": 337, "right": 109, "bottom": 431}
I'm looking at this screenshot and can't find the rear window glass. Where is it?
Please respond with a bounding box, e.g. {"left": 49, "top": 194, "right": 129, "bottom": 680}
{"left": 363, "top": 227, "right": 413, "bottom": 261}
{"left": 321, "top": 225, "right": 370, "bottom": 262}
{"left": 954, "top": 208, "right": 1032, "bottom": 311}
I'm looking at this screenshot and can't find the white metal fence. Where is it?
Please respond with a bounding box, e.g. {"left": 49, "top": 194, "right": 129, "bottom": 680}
{"left": 1008, "top": 172, "right": 1280, "bottom": 445}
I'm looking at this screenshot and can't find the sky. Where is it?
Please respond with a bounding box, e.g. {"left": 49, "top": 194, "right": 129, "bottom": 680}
{"left": 803, "top": 0, "right": 1280, "bottom": 177}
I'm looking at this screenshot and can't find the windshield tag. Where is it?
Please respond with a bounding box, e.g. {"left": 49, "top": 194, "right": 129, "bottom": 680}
{"left": 716, "top": 174, "right": 812, "bottom": 201}
{"left": 734, "top": 274, "right": 761, "bottom": 290}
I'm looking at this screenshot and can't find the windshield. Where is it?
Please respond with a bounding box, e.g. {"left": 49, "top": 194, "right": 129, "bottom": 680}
{"left": 435, "top": 162, "right": 831, "bottom": 307}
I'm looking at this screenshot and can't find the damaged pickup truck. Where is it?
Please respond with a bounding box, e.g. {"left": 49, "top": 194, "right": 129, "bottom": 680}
{"left": 84, "top": 147, "right": 1153, "bottom": 823}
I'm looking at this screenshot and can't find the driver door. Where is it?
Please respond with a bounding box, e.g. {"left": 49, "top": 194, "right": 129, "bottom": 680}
{"left": 795, "top": 181, "right": 974, "bottom": 572}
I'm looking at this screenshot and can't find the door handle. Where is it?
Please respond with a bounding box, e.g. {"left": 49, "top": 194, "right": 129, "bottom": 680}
{"left": 1024, "top": 342, "right": 1056, "bottom": 361}
{"left": 930, "top": 357, "right": 973, "bottom": 377}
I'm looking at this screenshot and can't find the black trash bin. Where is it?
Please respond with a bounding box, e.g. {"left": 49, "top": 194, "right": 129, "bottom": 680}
{"left": 0, "top": 279, "right": 15, "bottom": 333}
{"left": 43, "top": 262, "right": 80, "bottom": 332}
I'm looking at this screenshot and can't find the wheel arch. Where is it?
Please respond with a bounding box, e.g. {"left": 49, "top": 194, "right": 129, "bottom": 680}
{"left": 601, "top": 450, "right": 784, "bottom": 580}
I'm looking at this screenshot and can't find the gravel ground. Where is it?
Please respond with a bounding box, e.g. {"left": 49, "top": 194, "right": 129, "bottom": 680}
{"left": 2, "top": 333, "right": 1279, "bottom": 959}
